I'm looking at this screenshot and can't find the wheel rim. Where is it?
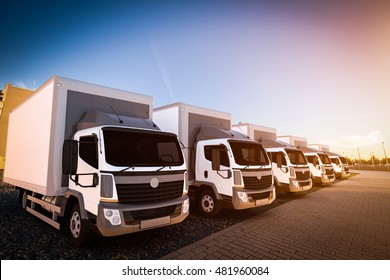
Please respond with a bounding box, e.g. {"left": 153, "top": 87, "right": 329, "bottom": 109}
{"left": 70, "top": 211, "right": 81, "bottom": 238}
{"left": 201, "top": 195, "right": 214, "bottom": 213}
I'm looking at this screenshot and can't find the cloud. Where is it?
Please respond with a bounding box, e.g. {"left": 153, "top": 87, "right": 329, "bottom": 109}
{"left": 149, "top": 34, "right": 175, "bottom": 102}
{"left": 15, "top": 80, "right": 37, "bottom": 91}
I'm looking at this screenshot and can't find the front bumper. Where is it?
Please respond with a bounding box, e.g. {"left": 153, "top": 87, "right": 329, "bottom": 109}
{"left": 96, "top": 196, "right": 189, "bottom": 237}
{"left": 285, "top": 178, "right": 312, "bottom": 192}
{"left": 341, "top": 170, "right": 350, "bottom": 178}
{"left": 321, "top": 173, "right": 335, "bottom": 183}
{"left": 231, "top": 185, "right": 275, "bottom": 210}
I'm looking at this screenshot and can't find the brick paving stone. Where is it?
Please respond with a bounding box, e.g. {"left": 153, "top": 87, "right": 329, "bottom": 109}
{"left": 161, "top": 171, "right": 390, "bottom": 260}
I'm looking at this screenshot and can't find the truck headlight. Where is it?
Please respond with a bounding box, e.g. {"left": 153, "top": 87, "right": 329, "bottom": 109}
{"left": 104, "top": 209, "right": 121, "bottom": 225}
{"left": 237, "top": 191, "right": 248, "bottom": 203}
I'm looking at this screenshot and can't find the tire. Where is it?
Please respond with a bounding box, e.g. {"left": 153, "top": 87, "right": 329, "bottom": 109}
{"left": 198, "top": 189, "right": 221, "bottom": 218}
{"left": 19, "top": 189, "right": 31, "bottom": 211}
{"left": 69, "top": 203, "right": 92, "bottom": 246}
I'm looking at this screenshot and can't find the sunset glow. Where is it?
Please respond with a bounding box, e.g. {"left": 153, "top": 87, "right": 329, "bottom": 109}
{"left": 1, "top": 0, "right": 389, "bottom": 161}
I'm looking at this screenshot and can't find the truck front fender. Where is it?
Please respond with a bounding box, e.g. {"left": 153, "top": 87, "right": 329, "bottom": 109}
{"left": 65, "top": 189, "right": 89, "bottom": 220}
{"left": 189, "top": 180, "right": 223, "bottom": 200}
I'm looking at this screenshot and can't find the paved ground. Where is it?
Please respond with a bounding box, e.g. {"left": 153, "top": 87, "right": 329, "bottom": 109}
{"left": 161, "top": 170, "right": 390, "bottom": 260}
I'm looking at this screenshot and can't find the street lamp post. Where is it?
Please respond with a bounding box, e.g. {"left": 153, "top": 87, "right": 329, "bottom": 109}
{"left": 382, "top": 142, "right": 389, "bottom": 165}
{"left": 357, "top": 148, "right": 361, "bottom": 166}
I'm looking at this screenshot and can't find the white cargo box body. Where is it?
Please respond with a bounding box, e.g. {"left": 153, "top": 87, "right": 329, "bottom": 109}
{"left": 309, "top": 144, "right": 330, "bottom": 153}
{"left": 232, "top": 123, "right": 276, "bottom": 142}
{"left": 153, "top": 102, "right": 231, "bottom": 178}
{"left": 4, "top": 76, "right": 152, "bottom": 196}
{"left": 277, "top": 135, "right": 308, "bottom": 148}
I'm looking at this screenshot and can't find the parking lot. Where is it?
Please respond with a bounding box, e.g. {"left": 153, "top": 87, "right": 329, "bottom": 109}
{"left": 1, "top": 170, "right": 389, "bottom": 260}
{"left": 162, "top": 170, "right": 390, "bottom": 260}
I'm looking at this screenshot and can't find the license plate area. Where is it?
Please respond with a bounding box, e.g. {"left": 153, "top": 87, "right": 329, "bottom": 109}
{"left": 140, "top": 216, "right": 170, "bottom": 229}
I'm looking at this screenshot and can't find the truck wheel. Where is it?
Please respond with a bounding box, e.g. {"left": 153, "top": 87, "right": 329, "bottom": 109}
{"left": 69, "top": 203, "right": 91, "bottom": 246}
{"left": 198, "top": 189, "right": 221, "bottom": 217}
{"left": 19, "top": 189, "right": 31, "bottom": 211}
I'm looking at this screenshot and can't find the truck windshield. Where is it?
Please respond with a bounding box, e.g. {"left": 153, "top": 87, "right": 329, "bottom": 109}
{"left": 103, "top": 128, "right": 184, "bottom": 167}
{"left": 339, "top": 157, "right": 347, "bottom": 164}
{"left": 331, "top": 157, "right": 341, "bottom": 165}
{"left": 286, "top": 149, "right": 307, "bottom": 165}
{"left": 319, "top": 154, "right": 331, "bottom": 164}
{"left": 228, "top": 140, "right": 269, "bottom": 166}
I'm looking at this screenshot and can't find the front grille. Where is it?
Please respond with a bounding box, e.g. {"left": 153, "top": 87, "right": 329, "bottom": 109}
{"left": 243, "top": 175, "right": 272, "bottom": 190}
{"left": 295, "top": 170, "right": 310, "bottom": 180}
{"left": 299, "top": 180, "right": 311, "bottom": 187}
{"left": 325, "top": 168, "right": 334, "bottom": 175}
{"left": 251, "top": 192, "right": 271, "bottom": 200}
{"left": 116, "top": 180, "right": 183, "bottom": 204}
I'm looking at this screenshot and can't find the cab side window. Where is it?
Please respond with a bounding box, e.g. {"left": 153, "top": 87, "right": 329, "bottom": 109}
{"left": 79, "top": 135, "right": 98, "bottom": 169}
{"left": 204, "top": 145, "right": 230, "bottom": 167}
{"left": 268, "top": 152, "right": 287, "bottom": 165}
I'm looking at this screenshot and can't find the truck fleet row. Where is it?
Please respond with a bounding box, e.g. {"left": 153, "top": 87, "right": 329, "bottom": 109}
{"left": 2, "top": 76, "right": 349, "bottom": 245}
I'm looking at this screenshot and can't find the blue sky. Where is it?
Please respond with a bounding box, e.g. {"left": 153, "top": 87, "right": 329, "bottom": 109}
{"left": 1, "top": 0, "right": 389, "bottom": 160}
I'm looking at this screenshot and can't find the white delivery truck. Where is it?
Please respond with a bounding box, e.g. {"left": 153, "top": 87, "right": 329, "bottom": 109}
{"left": 3, "top": 76, "right": 189, "bottom": 246}
{"left": 154, "top": 103, "right": 275, "bottom": 217}
{"left": 326, "top": 152, "right": 350, "bottom": 178}
{"left": 232, "top": 123, "right": 312, "bottom": 193}
{"left": 309, "top": 145, "right": 350, "bottom": 179}
{"left": 278, "top": 136, "right": 335, "bottom": 185}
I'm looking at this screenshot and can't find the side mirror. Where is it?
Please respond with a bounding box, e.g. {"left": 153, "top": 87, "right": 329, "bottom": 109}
{"left": 211, "top": 148, "right": 221, "bottom": 171}
{"left": 75, "top": 173, "right": 99, "bottom": 188}
{"left": 62, "top": 140, "right": 78, "bottom": 175}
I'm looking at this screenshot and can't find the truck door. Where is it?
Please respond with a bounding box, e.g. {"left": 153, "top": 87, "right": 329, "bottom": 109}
{"left": 269, "top": 152, "right": 288, "bottom": 184}
{"left": 73, "top": 134, "right": 101, "bottom": 215}
{"left": 200, "top": 145, "right": 232, "bottom": 196}
{"left": 306, "top": 155, "right": 320, "bottom": 178}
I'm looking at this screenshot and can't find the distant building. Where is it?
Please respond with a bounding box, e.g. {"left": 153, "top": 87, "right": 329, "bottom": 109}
{"left": 0, "top": 84, "right": 34, "bottom": 169}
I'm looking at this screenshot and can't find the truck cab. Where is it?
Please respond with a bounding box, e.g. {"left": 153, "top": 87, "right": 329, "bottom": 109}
{"left": 327, "top": 152, "right": 350, "bottom": 179}
{"left": 300, "top": 147, "right": 335, "bottom": 184}
{"left": 63, "top": 113, "right": 189, "bottom": 243}
{"left": 193, "top": 129, "right": 275, "bottom": 216}
{"left": 265, "top": 141, "right": 312, "bottom": 193}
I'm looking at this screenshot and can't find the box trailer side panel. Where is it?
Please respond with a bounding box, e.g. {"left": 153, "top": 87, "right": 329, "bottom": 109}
{"left": 4, "top": 80, "right": 56, "bottom": 195}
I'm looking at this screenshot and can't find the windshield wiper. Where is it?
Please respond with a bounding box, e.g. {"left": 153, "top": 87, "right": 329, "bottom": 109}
{"left": 242, "top": 163, "right": 267, "bottom": 170}
{"left": 257, "top": 163, "right": 267, "bottom": 170}
{"left": 154, "top": 165, "right": 171, "bottom": 173}
{"left": 118, "top": 163, "right": 143, "bottom": 173}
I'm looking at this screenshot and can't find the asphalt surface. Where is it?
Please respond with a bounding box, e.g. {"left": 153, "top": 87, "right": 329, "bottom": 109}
{"left": 161, "top": 170, "right": 390, "bottom": 260}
